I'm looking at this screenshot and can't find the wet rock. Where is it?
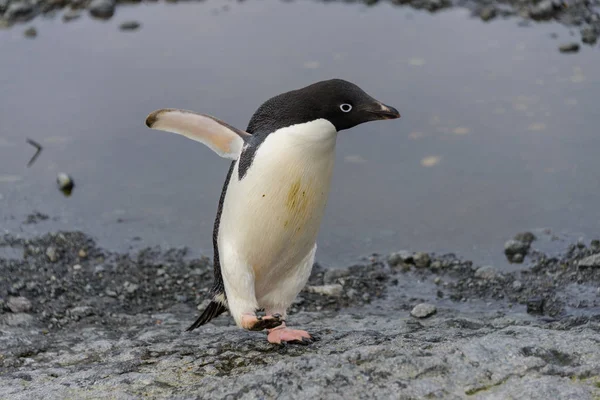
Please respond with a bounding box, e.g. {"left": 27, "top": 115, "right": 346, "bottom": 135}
{"left": 591, "top": 240, "right": 600, "bottom": 252}
{"left": 514, "top": 232, "right": 536, "bottom": 245}
{"left": 307, "top": 284, "right": 343, "bottom": 297}
{"left": 558, "top": 43, "right": 579, "bottom": 53}
{"left": 410, "top": 303, "right": 437, "bottom": 318}
{"left": 23, "top": 26, "right": 36, "bottom": 38}
{"left": 89, "top": 0, "right": 115, "bottom": 19}
{"left": 62, "top": 9, "right": 81, "bottom": 22}
{"left": 387, "top": 251, "right": 413, "bottom": 266}
{"left": 577, "top": 253, "right": 600, "bottom": 268}
{"left": 413, "top": 252, "right": 430, "bottom": 268}
{"left": 4, "top": 2, "right": 34, "bottom": 22}
{"left": 45, "top": 246, "right": 58, "bottom": 262}
{"left": 512, "top": 280, "right": 523, "bottom": 291}
{"left": 479, "top": 6, "right": 496, "bottom": 21}
{"left": 580, "top": 27, "right": 597, "bottom": 45}
{"left": 7, "top": 296, "right": 32, "bottom": 313}
{"left": 474, "top": 265, "right": 498, "bottom": 280}
{"left": 529, "top": 0, "right": 557, "bottom": 20}
{"left": 56, "top": 173, "right": 74, "bottom": 195}
{"left": 119, "top": 20, "right": 140, "bottom": 30}
{"left": 526, "top": 297, "right": 545, "bottom": 315}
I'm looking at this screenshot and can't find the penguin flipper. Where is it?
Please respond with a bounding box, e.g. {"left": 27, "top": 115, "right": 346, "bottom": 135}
{"left": 186, "top": 299, "right": 228, "bottom": 332}
{"left": 145, "top": 109, "right": 251, "bottom": 160}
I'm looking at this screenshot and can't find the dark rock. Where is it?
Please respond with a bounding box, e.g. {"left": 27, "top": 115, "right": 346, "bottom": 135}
{"left": 526, "top": 297, "right": 545, "bottom": 315}
{"left": 62, "top": 9, "right": 81, "bottom": 22}
{"left": 23, "top": 26, "right": 36, "bottom": 37}
{"left": 119, "top": 20, "right": 140, "bottom": 30}
{"left": 580, "top": 27, "right": 597, "bottom": 45}
{"left": 4, "top": 2, "right": 34, "bottom": 22}
{"left": 56, "top": 173, "right": 74, "bottom": 195}
{"left": 410, "top": 303, "right": 437, "bottom": 318}
{"left": 529, "top": 0, "right": 558, "bottom": 20}
{"left": 558, "top": 43, "right": 579, "bottom": 53}
{"left": 387, "top": 251, "right": 413, "bottom": 266}
{"left": 514, "top": 232, "right": 536, "bottom": 245}
{"left": 474, "top": 265, "right": 498, "bottom": 280}
{"left": 89, "top": 0, "right": 115, "bottom": 19}
{"left": 577, "top": 254, "right": 600, "bottom": 268}
{"left": 479, "top": 6, "right": 497, "bottom": 21}
{"left": 413, "top": 252, "right": 430, "bottom": 268}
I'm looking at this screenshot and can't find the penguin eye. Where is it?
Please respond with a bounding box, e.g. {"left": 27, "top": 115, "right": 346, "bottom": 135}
{"left": 340, "top": 103, "right": 352, "bottom": 113}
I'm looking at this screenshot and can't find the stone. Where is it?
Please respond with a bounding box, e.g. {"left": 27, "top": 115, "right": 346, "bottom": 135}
{"left": 413, "top": 252, "right": 431, "bottom": 268}
{"left": 119, "top": 21, "right": 140, "bottom": 31}
{"left": 514, "top": 232, "right": 536, "bottom": 244}
{"left": 24, "top": 27, "right": 37, "bottom": 38}
{"left": 68, "top": 306, "right": 94, "bottom": 318}
{"left": 4, "top": 3, "right": 34, "bottom": 21}
{"left": 504, "top": 239, "right": 529, "bottom": 256}
{"left": 56, "top": 173, "right": 74, "bottom": 194}
{"left": 559, "top": 43, "right": 580, "bottom": 53}
{"left": 479, "top": 6, "right": 496, "bottom": 21}
{"left": 526, "top": 297, "right": 545, "bottom": 315}
{"left": 410, "top": 303, "right": 437, "bottom": 318}
{"left": 323, "top": 268, "right": 351, "bottom": 284}
{"left": 577, "top": 254, "right": 600, "bottom": 268}
{"left": 62, "top": 9, "right": 81, "bottom": 22}
{"left": 529, "top": 0, "right": 556, "bottom": 20}
{"left": 46, "top": 246, "right": 58, "bottom": 262}
{"left": 89, "top": 0, "right": 115, "bottom": 19}
{"left": 474, "top": 265, "right": 498, "bottom": 280}
{"left": 512, "top": 280, "right": 523, "bottom": 291}
{"left": 306, "top": 284, "right": 343, "bottom": 297}
{"left": 7, "top": 296, "right": 32, "bottom": 313}
{"left": 78, "top": 249, "right": 87, "bottom": 259}
{"left": 387, "top": 251, "right": 413, "bottom": 266}
{"left": 72, "top": 264, "right": 82, "bottom": 271}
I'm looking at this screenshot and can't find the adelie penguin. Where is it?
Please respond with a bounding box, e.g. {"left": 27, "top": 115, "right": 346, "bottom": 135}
{"left": 145, "top": 79, "right": 400, "bottom": 344}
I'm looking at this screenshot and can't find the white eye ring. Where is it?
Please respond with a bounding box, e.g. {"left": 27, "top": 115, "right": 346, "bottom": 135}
{"left": 340, "top": 103, "right": 352, "bottom": 113}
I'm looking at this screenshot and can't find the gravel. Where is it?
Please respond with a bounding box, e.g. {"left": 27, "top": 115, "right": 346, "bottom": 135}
{"left": 1, "top": 231, "right": 600, "bottom": 398}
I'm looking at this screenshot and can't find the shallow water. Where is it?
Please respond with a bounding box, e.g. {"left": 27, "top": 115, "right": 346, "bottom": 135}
{"left": 1, "top": 1, "right": 599, "bottom": 269}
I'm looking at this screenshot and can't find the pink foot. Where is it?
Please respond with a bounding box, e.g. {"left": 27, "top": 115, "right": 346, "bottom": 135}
{"left": 267, "top": 326, "right": 316, "bottom": 345}
{"left": 241, "top": 313, "right": 284, "bottom": 331}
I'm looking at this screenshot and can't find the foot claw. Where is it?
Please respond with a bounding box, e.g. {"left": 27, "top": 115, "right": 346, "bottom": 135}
{"left": 242, "top": 314, "right": 284, "bottom": 331}
{"left": 267, "top": 327, "right": 315, "bottom": 345}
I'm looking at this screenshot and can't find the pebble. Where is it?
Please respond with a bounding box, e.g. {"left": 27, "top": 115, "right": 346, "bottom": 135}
{"left": 72, "top": 264, "right": 82, "bottom": 271}
{"left": 89, "top": 0, "right": 116, "bottom": 19}
{"left": 119, "top": 21, "right": 140, "bottom": 31}
{"left": 577, "top": 254, "right": 600, "bottom": 268}
{"left": 512, "top": 253, "right": 524, "bottom": 263}
{"left": 514, "top": 232, "right": 536, "bottom": 244}
{"left": 62, "top": 9, "right": 81, "bottom": 22}
{"left": 78, "top": 249, "right": 87, "bottom": 259}
{"left": 24, "top": 27, "right": 37, "bottom": 38}
{"left": 410, "top": 303, "right": 437, "bottom": 319}
{"left": 323, "top": 268, "right": 351, "bottom": 284}
{"left": 413, "top": 252, "right": 431, "bottom": 268}
{"left": 56, "top": 173, "right": 74, "bottom": 194}
{"left": 504, "top": 239, "right": 529, "bottom": 256}
{"left": 512, "top": 280, "right": 523, "bottom": 291}
{"left": 387, "top": 251, "right": 413, "bottom": 266}
{"left": 105, "top": 288, "right": 118, "bottom": 297}
{"left": 3, "top": 313, "right": 35, "bottom": 327}
{"left": 124, "top": 282, "right": 139, "bottom": 293}
{"left": 474, "top": 265, "right": 498, "bottom": 280}
{"left": 68, "top": 306, "right": 94, "bottom": 318}
{"left": 479, "top": 6, "right": 496, "bottom": 21}
{"left": 306, "top": 284, "right": 343, "bottom": 297}
{"left": 7, "top": 296, "right": 32, "bottom": 313}
{"left": 559, "top": 43, "right": 579, "bottom": 53}
{"left": 4, "top": 3, "right": 34, "bottom": 21}
{"left": 156, "top": 268, "right": 166, "bottom": 276}
{"left": 529, "top": 0, "right": 556, "bottom": 20}
{"left": 434, "top": 277, "right": 441, "bottom": 285}
{"left": 46, "top": 246, "right": 58, "bottom": 262}
{"left": 526, "top": 297, "right": 545, "bottom": 315}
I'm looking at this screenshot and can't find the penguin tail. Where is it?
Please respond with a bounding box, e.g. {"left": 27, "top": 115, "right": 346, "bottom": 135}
{"left": 186, "top": 296, "right": 228, "bottom": 332}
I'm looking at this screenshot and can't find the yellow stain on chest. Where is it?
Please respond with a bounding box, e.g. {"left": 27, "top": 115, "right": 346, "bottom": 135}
{"left": 284, "top": 178, "right": 319, "bottom": 231}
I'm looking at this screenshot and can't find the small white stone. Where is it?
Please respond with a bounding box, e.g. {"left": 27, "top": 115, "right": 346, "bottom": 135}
{"left": 72, "top": 264, "right": 82, "bottom": 271}
{"left": 306, "top": 284, "right": 343, "bottom": 297}
{"left": 410, "top": 303, "right": 437, "bottom": 319}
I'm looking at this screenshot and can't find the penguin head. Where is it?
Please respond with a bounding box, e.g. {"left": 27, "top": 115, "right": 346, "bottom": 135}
{"left": 247, "top": 79, "right": 400, "bottom": 134}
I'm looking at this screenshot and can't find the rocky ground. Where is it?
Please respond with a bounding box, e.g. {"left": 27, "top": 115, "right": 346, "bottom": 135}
{"left": 0, "top": 0, "right": 599, "bottom": 49}
{"left": 1, "top": 229, "right": 599, "bottom": 399}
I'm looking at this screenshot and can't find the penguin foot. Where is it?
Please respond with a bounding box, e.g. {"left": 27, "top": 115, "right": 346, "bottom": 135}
{"left": 267, "top": 326, "right": 315, "bottom": 345}
{"left": 241, "top": 313, "right": 284, "bottom": 331}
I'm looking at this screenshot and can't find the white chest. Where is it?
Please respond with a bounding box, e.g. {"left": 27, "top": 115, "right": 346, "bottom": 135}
{"left": 218, "top": 119, "right": 337, "bottom": 276}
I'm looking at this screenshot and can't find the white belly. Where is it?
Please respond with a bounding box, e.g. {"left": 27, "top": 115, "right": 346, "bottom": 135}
{"left": 218, "top": 119, "right": 337, "bottom": 295}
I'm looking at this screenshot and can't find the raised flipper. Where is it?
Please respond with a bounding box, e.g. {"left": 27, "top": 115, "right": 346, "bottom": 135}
{"left": 145, "top": 109, "right": 250, "bottom": 160}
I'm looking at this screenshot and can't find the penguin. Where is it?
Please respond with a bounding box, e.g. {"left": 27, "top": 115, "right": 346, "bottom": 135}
{"left": 145, "top": 79, "right": 400, "bottom": 344}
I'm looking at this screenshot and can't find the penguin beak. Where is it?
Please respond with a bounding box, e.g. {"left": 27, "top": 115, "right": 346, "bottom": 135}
{"left": 366, "top": 102, "right": 401, "bottom": 120}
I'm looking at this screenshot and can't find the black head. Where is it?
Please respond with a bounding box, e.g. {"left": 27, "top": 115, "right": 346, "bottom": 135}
{"left": 246, "top": 79, "right": 400, "bottom": 134}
